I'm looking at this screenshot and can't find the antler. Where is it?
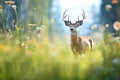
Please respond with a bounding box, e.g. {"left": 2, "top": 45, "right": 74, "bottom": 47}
{"left": 62, "top": 9, "right": 86, "bottom": 27}
{"left": 81, "top": 10, "right": 86, "bottom": 20}
{"left": 77, "top": 10, "right": 86, "bottom": 21}
{"left": 62, "top": 9, "right": 71, "bottom": 26}
{"left": 62, "top": 9, "right": 67, "bottom": 20}
{"left": 62, "top": 9, "right": 69, "bottom": 21}
{"left": 74, "top": 10, "right": 86, "bottom": 27}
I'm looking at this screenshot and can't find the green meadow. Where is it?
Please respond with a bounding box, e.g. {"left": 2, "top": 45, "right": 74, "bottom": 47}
{"left": 0, "top": 0, "right": 120, "bottom": 80}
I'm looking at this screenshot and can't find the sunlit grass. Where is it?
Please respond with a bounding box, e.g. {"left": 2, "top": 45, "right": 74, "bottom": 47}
{"left": 0, "top": 32, "right": 120, "bottom": 80}
{"left": 0, "top": 2, "right": 120, "bottom": 79}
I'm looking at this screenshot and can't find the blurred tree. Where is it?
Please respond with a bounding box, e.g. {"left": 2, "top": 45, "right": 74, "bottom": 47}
{"left": 28, "top": 0, "right": 50, "bottom": 25}
{"left": 48, "top": 0, "right": 65, "bottom": 43}
{"left": 91, "top": 4, "right": 100, "bottom": 24}
{"left": 48, "top": 0, "right": 65, "bottom": 42}
{"left": 48, "top": 0, "right": 54, "bottom": 42}
{"left": 15, "top": 0, "right": 26, "bottom": 25}
{"left": 0, "top": 0, "right": 51, "bottom": 32}
{"left": 0, "top": 0, "right": 26, "bottom": 31}
{"left": 100, "top": 0, "right": 120, "bottom": 36}
{"left": 54, "top": 1, "right": 65, "bottom": 40}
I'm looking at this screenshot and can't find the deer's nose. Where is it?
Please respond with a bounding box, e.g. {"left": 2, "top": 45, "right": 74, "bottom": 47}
{"left": 70, "top": 28, "right": 73, "bottom": 31}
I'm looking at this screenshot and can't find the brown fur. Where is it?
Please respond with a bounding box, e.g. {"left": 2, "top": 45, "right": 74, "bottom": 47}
{"left": 71, "top": 33, "right": 93, "bottom": 55}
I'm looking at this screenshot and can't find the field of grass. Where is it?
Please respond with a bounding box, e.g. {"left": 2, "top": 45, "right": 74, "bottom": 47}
{"left": 0, "top": 2, "right": 120, "bottom": 80}
{"left": 0, "top": 31, "right": 120, "bottom": 80}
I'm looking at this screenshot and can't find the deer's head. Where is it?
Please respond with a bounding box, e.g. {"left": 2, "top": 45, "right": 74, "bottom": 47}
{"left": 62, "top": 9, "right": 86, "bottom": 33}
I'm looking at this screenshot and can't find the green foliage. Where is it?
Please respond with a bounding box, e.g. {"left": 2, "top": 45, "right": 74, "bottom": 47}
{"left": 0, "top": 0, "right": 120, "bottom": 80}
{"left": 28, "top": 0, "right": 51, "bottom": 25}
{"left": 0, "top": 34, "right": 120, "bottom": 80}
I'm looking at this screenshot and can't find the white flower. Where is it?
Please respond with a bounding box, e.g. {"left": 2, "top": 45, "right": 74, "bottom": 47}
{"left": 12, "top": 5, "right": 16, "bottom": 9}
{"left": 21, "top": 43, "right": 27, "bottom": 49}
{"left": 91, "top": 24, "right": 97, "bottom": 30}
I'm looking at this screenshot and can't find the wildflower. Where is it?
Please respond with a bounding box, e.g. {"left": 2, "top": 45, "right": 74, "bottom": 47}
{"left": 28, "top": 24, "right": 36, "bottom": 27}
{"left": 0, "top": 6, "right": 2, "bottom": 9}
{"left": 4, "top": 1, "right": 15, "bottom": 5}
{"left": 21, "top": 43, "right": 27, "bottom": 49}
{"left": 0, "top": 6, "right": 3, "bottom": 12}
{"left": 113, "top": 21, "right": 120, "bottom": 31}
{"left": 40, "top": 25, "right": 46, "bottom": 33}
{"left": 105, "top": 24, "right": 109, "bottom": 28}
{"left": 0, "top": 9, "right": 2, "bottom": 13}
{"left": 112, "top": 0, "right": 118, "bottom": 4}
{"left": 36, "top": 27, "right": 41, "bottom": 30}
{"left": 91, "top": 24, "right": 97, "bottom": 30}
{"left": 12, "top": 5, "right": 17, "bottom": 10}
{"left": 0, "top": 44, "right": 10, "bottom": 53}
{"left": 105, "top": 4, "right": 112, "bottom": 11}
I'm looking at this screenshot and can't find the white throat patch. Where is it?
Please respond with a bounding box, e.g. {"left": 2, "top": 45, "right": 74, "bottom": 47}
{"left": 71, "top": 32, "right": 77, "bottom": 35}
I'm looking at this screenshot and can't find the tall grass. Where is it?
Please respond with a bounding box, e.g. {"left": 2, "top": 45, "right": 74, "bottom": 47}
{"left": 0, "top": 32, "right": 120, "bottom": 80}
{"left": 0, "top": 3, "right": 120, "bottom": 80}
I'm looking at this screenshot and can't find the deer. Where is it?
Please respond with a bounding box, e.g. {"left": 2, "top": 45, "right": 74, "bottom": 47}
{"left": 62, "top": 9, "right": 94, "bottom": 55}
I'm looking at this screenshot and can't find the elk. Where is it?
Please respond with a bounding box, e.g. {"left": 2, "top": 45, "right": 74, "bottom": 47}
{"left": 62, "top": 9, "right": 94, "bottom": 55}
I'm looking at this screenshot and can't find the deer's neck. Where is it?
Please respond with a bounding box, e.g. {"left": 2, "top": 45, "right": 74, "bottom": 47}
{"left": 71, "top": 32, "right": 78, "bottom": 46}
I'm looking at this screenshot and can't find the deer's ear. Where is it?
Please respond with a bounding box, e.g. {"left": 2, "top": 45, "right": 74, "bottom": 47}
{"left": 74, "top": 20, "right": 83, "bottom": 27}
{"left": 79, "top": 20, "right": 83, "bottom": 25}
{"left": 64, "top": 21, "right": 71, "bottom": 26}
